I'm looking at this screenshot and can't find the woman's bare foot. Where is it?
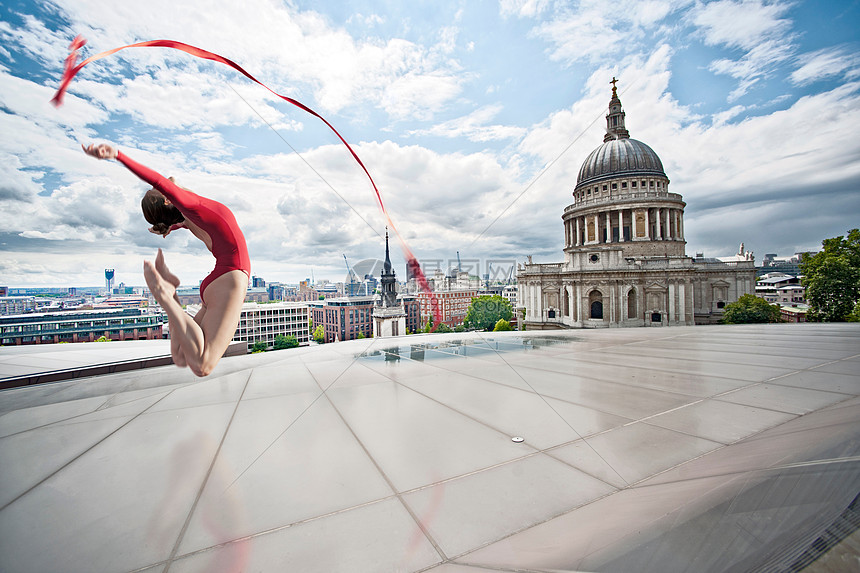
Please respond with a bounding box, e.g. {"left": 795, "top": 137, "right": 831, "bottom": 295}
{"left": 155, "top": 248, "right": 181, "bottom": 288}
{"left": 143, "top": 260, "right": 176, "bottom": 305}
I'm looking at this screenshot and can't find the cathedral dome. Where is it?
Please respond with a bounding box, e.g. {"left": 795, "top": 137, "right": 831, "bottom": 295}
{"left": 576, "top": 138, "right": 666, "bottom": 188}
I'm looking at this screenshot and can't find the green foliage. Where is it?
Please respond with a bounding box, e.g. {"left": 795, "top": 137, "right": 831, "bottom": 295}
{"left": 435, "top": 323, "right": 452, "bottom": 333}
{"left": 801, "top": 230, "right": 860, "bottom": 322}
{"left": 493, "top": 318, "right": 513, "bottom": 331}
{"left": 313, "top": 324, "right": 325, "bottom": 343}
{"left": 454, "top": 325, "right": 465, "bottom": 332}
{"left": 847, "top": 300, "right": 860, "bottom": 323}
{"left": 318, "top": 295, "right": 325, "bottom": 300}
{"left": 252, "top": 340, "right": 268, "bottom": 353}
{"left": 356, "top": 332, "right": 366, "bottom": 339}
{"left": 273, "top": 334, "right": 299, "bottom": 350}
{"left": 95, "top": 335, "right": 111, "bottom": 342}
{"left": 722, "top": 294, "right": 782, "bottom": 324}
{"left": 464, "top": 295, "right": 513, "bottom": 331}
{"left": 421, "top": 315, "right": 434, "bottom": 333}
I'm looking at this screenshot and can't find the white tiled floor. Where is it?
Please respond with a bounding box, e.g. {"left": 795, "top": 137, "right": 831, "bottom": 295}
{"left": 0, "top": 323, "right": 858, "bottom": 573}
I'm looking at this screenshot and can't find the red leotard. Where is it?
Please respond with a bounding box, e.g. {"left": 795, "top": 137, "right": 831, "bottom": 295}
{"left": 117, "top": 151, "right": 251, "bottom": 303}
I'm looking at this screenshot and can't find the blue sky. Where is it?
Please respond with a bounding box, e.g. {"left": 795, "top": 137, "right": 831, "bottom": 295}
{"left": 0, "top": 0, "right": 858, "bottom": 287}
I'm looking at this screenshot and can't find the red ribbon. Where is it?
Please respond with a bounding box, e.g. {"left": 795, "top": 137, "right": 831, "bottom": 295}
{"left": 53, "top": 35, "right": 442, "bottom": 330}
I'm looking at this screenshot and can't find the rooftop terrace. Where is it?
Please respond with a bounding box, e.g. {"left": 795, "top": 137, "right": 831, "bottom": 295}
{"left": 0, "top": 324, "right": 858, "bottom": 572}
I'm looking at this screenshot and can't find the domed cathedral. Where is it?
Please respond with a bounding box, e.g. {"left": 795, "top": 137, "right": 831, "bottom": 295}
{"left": 518, "top": 79, "right": 756, "bottom": 329}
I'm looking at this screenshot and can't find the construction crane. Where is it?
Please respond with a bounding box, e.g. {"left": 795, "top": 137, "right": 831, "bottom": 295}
{"left": 343, "top": 254, "right": 357, "bottom": 296}
{"left": 456, "top": 251, "right": 462, "bottom": 273}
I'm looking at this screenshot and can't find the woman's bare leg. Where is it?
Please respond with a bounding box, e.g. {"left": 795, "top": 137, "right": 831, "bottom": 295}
{"left": 144, "top": 253, "right": 246, "bottom": 377}
{"left": 154, "top": 250, "right": 187, "bottom": 368}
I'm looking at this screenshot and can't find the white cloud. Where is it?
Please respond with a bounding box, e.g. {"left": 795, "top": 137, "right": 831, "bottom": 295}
{"left": 690, "top": 0, "right": 796, "bottom": 100}
{"left": 408, "top": 104, "right": 527, "bottom": 142}
{"left": 529, "top": 0, "right": 690, "bottom": 65}
{"left": 27, "top": 0, "right": 467, "bottom": 123}
{"left": 499, "top": 0, "right": 552, "bottom": 18}
{"left": 689, "top": 0, "right": 793, "bottom": 51}
{"left": 791, "top": 45, "right": 860, "bottom": 86}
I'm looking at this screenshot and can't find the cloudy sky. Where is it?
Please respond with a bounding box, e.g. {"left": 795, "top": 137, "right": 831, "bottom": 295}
{"left": 1, "top": 0, "right": 858, "bottom": 288}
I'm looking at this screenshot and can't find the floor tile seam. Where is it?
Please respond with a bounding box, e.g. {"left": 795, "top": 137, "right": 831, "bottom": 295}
{"left": 734, "top": 378, "right": 857, "bottom": 398}
{"left": 507, "top": 359, "right": 766, "bottom": 397}
{"left": 414, "top": 561, "right": 524, "bottom": 573}
{"left": 0, "top": 410, "right": 150, "bottom": 440}
{"left": 389, "top": 375, "right": 582, "bottom": 448}
{"left": 808, "top": 355, "right": 859, "bottom": 371}
{"left": 630, "top": 454, "right": 860, "bottom": 493}
{"left": 440, "top": 482, "right": 633, "bottom": 568}
{"left": 709, "top": 394, "right": 829, "bottom": 417}
{"left": 548, "top": 352, "right": 797, "bottom": 383}
{"left": 368, "top": 354, "right": 641, "bottom": 472}
{"left": 318, "top": 385, "right": 450, "bottom": 562}
{"left": 588, "top": 349, "right": 830, "bottom": 371}
{"left": 167, "top": 495, "right": 401, "bottom": 566}
{"left": 730, "top": 405, "right": 860, "bottom": 446}
{"left": 222, "top": 354, "right": 366, "bottom": 491}
{"left": 0, "top": 402, "right": 125, "bottom": 440}
{"left": 163, "top": 369, "right": 254, "bottom": 573}
{"left": 638, "top": 339, "right": 855, "bottom": 354}
{"left": 630, "top": 414, "right": 832, "bottom": 491}
{"left": 637, "top": 418, "right": 732, "bottom": 447}
{"left": 468, "top": 334, "right": 632, "bottom": 488}
{"left": 396, "top": 450, "right": 548, "bottom": 497}
{"left": 0, "top": 385, "right": 181, "bottom": 514}
{"left": 438, "top": 485, "right": 625, "bottom": 568}
{"left": 540, "top": 448, "right": 627, "bottom": 490}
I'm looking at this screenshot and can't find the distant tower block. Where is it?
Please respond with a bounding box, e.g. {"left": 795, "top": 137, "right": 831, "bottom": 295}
{"left": 105, "top": 269, "right": 115, "bottom": 294}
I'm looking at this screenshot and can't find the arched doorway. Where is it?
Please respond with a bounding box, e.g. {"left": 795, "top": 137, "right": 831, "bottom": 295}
{"left": 589, "top": 290, "right": 603, "bottom": 319}
{"left": 627, "top": 289, "right": 636, "bottom": 319}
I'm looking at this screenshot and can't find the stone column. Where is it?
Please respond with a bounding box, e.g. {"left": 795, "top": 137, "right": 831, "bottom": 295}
{"left": 618, "top": 210, "right": 624, "bottom": 241}
{"left": 656, "top": 207, "right": 662, "bottom": 240}
{"left": 644, "top": 209, "right": 651, "bottom": 240}
{"left": 575, "top": 283, "right": 582, "bottom": 323}
{"left": 668, "top": 281, "right": 676, "bottom": 324}
{"left": 679, "top": 211, "right": 685, "bottom": 240}
{"left": 575, "top": 217, "right": 581, "bottom": 246}
{"left": 679, "top": 280, "right": 686, "bottom": 324}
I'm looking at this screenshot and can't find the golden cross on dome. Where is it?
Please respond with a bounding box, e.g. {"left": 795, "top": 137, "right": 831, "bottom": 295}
{"left": 610, "top": 76, "right": 619, "bottom": 94}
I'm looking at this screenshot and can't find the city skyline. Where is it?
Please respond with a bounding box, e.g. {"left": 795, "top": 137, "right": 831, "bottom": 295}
{"left": 1, "top": 0, "right": 858, "bottom": 287}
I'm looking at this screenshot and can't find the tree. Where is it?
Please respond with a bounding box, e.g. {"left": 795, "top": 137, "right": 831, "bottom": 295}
{"left": 356, "top": 332, "right": 366, "bottom": 339}
{"left": 435, "top": 323, "right": 452, "bottom": 333}
{"left": 722, "top": 294, "right": 781, "bottom": 324}
{"left": 252, "top": 340, "right": 268, "bottom": 353}
{"left": 313, "top": 324, "right": 325, "bottom": 343}
{"left": 464, "top": 295, "right": 513, "bottom": 331}
{"left": 801, "top": 229, "right": 860, "bottom": 322}
{"left": 493, "top": 318, "right": 513, "bottom": 331}
{"left": 273, "top": 334, "right": 299, "bottom": 350}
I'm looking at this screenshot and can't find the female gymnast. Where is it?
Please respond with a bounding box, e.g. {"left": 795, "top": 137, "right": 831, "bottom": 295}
{"left": 83, "top": 143, "right": 250, "bottom": 377}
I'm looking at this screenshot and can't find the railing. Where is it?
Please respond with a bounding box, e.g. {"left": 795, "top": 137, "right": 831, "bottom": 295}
{"left": 520, "top": 263, "right": 564, "bottom": 274}
{"left": 564, "top": 191, "right": 684, "bottom": 212}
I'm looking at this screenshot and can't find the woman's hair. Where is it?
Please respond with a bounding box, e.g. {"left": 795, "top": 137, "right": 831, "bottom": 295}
{"left": 141, "top": 180, "right": 184, "bottom": 236}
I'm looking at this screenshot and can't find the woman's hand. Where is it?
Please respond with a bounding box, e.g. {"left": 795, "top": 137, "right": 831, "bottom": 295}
{"left": 81, "top": 143, "right": 117, "bottom": 160}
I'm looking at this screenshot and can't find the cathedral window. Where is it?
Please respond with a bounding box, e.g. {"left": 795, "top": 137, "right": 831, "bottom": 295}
{"left": 603, "top": 185, "right": 608, "bottom": 191}
{"left": 611, "top": 183, "right": 617, "bottom": 189}
{"left": 650, "top": 180, "right": 654, "bottom": 187}
{"left": 631, "top": 181, "right": 637, "bottom": 188}
{"left": 621, "top": 182, "right": 627, "bottom": 188}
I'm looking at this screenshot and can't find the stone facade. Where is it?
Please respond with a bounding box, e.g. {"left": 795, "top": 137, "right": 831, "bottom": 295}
{"left": 519, "top": 80, "right": 755, "bottom": 329}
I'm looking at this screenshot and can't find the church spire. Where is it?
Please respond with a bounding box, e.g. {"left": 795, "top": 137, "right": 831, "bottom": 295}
{"left": 604, "top": 76, "right": 630, "bottom": 143}
{"left": 382, "top": 227, "right": 393, "bottom": 276}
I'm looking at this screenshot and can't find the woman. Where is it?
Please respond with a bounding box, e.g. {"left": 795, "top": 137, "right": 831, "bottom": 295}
{"left": 83, "top": 143, "right": 250, "bottom": 377}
